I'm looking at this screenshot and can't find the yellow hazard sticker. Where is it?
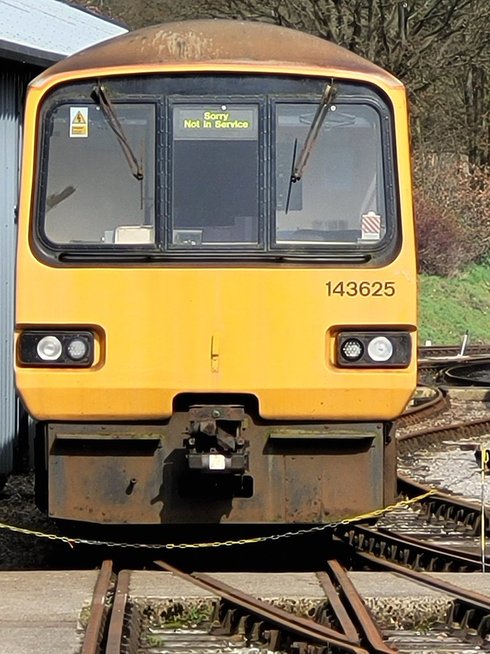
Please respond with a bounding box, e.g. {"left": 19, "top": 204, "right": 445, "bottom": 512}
{"left": 70, "top": 107, "right": 88, "bottom": 138}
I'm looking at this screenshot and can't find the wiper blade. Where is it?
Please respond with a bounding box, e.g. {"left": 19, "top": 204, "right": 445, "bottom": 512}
{"left": 91, "top": 83, "right": 144, "bottom": 181}
{"left": 291, "top": 81, "right": 336, "bottom": 183}
{"left": 284, "top": 138, "right": 298, "bottom": 215}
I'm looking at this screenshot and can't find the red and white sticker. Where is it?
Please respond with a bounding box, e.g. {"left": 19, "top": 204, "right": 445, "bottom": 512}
{"left": 361, "top": 211, "right": 381, "bottom": 240}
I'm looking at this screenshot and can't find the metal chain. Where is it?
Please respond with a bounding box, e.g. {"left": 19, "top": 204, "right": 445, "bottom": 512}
{"left": 0, "top": 489, "right": 437, "bottom": 550}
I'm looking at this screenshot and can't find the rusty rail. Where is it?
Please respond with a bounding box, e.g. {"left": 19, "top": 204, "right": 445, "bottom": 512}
{"left": 82, "top": 563, "right": 139, "bottom": 654}
{"left": 397, "top": 385, "right": 449, "bottom": 427}
{"left": 81, "top": 560, "right": 114, "bottom": 654}
{"left": 315, "top": 568, "right": 360, "bottom": 643}
{"left": 153, "top": 558, "right": 396, "bottom": 653}
{"left": 325, "top": 560, "right": 395, "bottom": 654}
{"left": 105, "top": 569, "right": 129, "bottom": 654}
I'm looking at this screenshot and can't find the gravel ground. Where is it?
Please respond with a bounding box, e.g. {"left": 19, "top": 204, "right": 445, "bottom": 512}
{"left": 397, "top": 397, "right": 490, "bottom": 438}
{"left": 0, "top": 473, "right": 70, "bottom": 570}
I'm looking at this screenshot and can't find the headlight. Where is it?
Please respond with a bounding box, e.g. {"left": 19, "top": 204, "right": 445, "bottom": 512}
{"left": 36, "top": 336, "right": 63, "bottom": 361}
{"left": 337, "top": 331, "right": 411, "bottom": 368}
{"left": 18, "top": 331, "right": 94, "bottom": 367}
{"left": 367, "top": 336, "right": 393, "bottom": 362}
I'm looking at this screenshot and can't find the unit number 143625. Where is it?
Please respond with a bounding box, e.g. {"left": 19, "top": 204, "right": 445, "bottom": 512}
{"left": 325, "top": 281, "right": 395, "bottom": 297}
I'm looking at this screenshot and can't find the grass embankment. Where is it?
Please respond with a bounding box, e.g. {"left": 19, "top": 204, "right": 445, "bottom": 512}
{"left": 419, "top": 263, "right": 490, "bottom": 345}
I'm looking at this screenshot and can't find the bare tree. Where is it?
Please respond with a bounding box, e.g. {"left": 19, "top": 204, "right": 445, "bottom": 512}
{"left": 70, "top": 0, "right": 490, "bottom": 164}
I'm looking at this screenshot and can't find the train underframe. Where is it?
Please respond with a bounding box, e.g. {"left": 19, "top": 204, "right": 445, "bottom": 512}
{"left": 34, "top": 400, "right": 397, "bottom": 525}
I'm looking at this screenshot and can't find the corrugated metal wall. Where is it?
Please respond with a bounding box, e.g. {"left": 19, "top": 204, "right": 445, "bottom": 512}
{"left": 0, "top": 65, "right": 37, "bottom": 481}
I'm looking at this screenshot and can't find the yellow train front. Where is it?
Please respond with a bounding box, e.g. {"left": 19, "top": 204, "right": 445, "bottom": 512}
{"left": 15, "top": 20, "right": 417, "bottom": 525}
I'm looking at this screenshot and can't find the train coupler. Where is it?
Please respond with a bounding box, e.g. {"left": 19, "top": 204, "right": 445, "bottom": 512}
{"left": 184, "top": 404, "right": 249, "bottom": 474}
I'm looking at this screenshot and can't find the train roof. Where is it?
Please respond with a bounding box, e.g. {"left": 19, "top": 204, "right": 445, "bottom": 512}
{"left": 33, "top": 19, "right": 403, "bottom": 90}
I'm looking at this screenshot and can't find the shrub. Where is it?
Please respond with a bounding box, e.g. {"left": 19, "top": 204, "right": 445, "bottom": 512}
{"left": 413, "top": 156, "right": 490, "bottom": 275}
{"left": 415, "top": 193, "right": 467, "bottom": 276}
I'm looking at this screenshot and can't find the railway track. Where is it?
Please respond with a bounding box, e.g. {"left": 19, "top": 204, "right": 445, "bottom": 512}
{"left": 90, "top": 369, "right": 490, "bottom": 654}
{"left": 396, "top": 373, "right": 490, "bottom": 536}
{"left": 397, "top": 385, "right": 449, "bottom": 427}
{"left": 80, "top": 553, "right": 490, "bottom": 653}
{"left": 418, "top": 344, "right": 490, "bottom": 360}
{"left": 81, "top": 560, "right": 394, "bottom": 654}
{"left": 351, "top": 549, "right": 490, "bottom": 652}
{"left": 417, "top": 345, "right": 490, "bottom": 386}
{"left": 334, "top": 393, "right": 490, "bottom": 650}
{"left": 77, "top": 415, "right": 490, "bottom": 654}
{"left": 396, "top": 410, "right": 490, "bottom": 536}
{"left": 335, "top": 421, "right": 490, "bottom": 595}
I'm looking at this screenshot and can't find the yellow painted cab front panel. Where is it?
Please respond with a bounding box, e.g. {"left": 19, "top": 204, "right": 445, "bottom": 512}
{"left": 16, "top": 258, "right": 416, "bottom": 421}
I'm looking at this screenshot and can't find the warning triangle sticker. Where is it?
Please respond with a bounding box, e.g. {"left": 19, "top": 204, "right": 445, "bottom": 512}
{"left": 72, "top": 111, "right": 86, "bottom": 125}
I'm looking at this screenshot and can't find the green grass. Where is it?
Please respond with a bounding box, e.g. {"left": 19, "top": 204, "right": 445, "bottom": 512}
{"left": 419, "top": 263, "right": 490, "bottom": 345}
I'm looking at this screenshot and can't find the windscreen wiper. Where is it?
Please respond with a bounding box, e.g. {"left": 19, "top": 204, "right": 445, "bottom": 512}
{"left": 91, "top": 83, "right": 144, "bottom": 181}
{"left": 291, "top": 81, "right": 336, "bottom": 183}
{"left": 284, "top": 138, "right": 298, "bottom": 215}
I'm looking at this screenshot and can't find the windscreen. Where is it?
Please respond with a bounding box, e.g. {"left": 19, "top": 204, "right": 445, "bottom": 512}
{"left": 276, "top": 103, "right": 385, "bottom": 245}
{"left": 36, "top": 75, "right": 396, "bottom": 259}
{"left": 43, "top": 103, "right": 155, "bottom": 245}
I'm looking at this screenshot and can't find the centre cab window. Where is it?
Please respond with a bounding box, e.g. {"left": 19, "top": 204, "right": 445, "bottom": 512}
{"left": 171, "top": 104, "right": 259, "bottom": 247}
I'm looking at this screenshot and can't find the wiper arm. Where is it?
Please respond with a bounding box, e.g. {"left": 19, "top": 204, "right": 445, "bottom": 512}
{"left": 291, "top": 81, "right": 336, "bottom": 183}
{"left": 91, "top": 83, "right": 144, "bottom": 181}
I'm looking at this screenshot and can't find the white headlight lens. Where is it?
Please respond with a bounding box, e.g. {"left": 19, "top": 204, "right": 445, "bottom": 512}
{"left": 341, "top": 338, "right": 364, "bottom": 361}
{"left": 36, "top": 336, "right": 62, "bottom": 361}
{"left": 367, "top": 336, "right": 393, "bottom": 362}
{"left": 66, "top": 338, "right": 89, "bottom": 360}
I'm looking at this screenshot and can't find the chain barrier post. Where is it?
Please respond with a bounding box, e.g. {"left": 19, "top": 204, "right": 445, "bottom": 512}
{"left": 481, "top": 446, "right": 488, "bottom": 573}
